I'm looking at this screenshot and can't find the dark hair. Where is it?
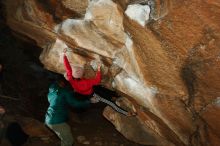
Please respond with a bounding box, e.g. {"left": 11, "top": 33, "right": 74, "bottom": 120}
{"left": 56, "top": 74, "right": 66, "bottom": 82}
{"left": 56, "top": 74, "right": 74, "bottom": 89}
{"left": 55, "top": 74, "right": 67, "bottom": 85}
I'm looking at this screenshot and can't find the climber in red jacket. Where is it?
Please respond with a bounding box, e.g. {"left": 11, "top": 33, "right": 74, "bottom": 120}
{"left": 63, "top": 48, "right": 136, "bottom": 116}
{"left": 63, "top": 51, "right": 101, "bottom": 96}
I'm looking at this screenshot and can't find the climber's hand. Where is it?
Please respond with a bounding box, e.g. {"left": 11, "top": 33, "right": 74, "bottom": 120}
{"left": 97, "top": 63, "right": 101, "bottom": 71}
{"left": 90, "top": 97, "right": 99, "bottom": 103}
{"left": 127, "top": 111, "right": 137, "bottom": 117}
{"left": 63, "top": 73, "right": 67, "bottom": 80}
{"left": 63, "top": 48, "right": 67, "bottom": 54}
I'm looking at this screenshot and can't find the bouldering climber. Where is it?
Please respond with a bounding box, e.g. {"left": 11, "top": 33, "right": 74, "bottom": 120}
{"left": 63, "top": 48, "right": 135, "bottom": 116}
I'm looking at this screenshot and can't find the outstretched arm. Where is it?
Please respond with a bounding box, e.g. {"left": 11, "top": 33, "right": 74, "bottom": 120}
{"left": 66, "top": 91, "right": 90, "bottom": 108}
{"left": 63, "top": 49, "right": 73, "bottom": 81}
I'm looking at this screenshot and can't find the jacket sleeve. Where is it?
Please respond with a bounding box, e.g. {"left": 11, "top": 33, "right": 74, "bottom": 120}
{"left": 63, "top": 54, "right": 73, "bottom": 82}
{"left": 65, "top": 91, "right": 90, "bottom": 108}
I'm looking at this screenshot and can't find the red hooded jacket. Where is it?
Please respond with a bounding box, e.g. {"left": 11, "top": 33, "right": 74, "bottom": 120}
{"left": 63, "top": 55, "right": 101, "bottom": 95}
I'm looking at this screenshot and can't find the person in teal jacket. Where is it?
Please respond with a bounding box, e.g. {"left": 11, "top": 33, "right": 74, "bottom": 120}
{"left": 45, "top": 76, "right": 91, "bottom": 146}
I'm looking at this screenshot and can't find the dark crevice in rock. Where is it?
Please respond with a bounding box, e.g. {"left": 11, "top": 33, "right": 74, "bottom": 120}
{"left": 36, "top": 0, "right": 82, "bottom": 23}
{"left": 37, "top": 0, "right": 62, "bottom": 23}
{"left": 129, "top": 0, "right": 151, "bottom": 5}
{"left": 181, "top": 65, "right": 196, "bottom": 107}
{"left": 189, "top": 116, "right": 212, "bottom": 146}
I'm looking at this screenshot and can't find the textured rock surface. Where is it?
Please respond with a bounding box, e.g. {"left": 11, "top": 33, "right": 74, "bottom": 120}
{"left": 4, "top": 0, "right": 220, "bottom": 145}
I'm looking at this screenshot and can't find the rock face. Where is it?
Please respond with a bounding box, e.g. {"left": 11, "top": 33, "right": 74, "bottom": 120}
{"left": 1, "top": 115, "right": 57, "bottom": 146}
{"left": 3, "top": 0, "right": 220, "bottom": 145}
